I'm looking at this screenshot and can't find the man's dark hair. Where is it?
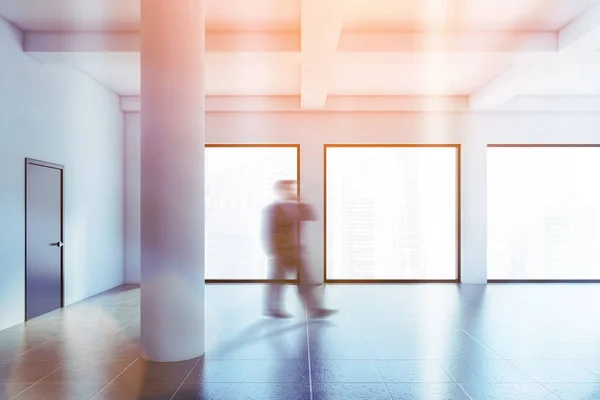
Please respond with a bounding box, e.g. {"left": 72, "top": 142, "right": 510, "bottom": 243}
{"left": 275, "top": 180, "right": 296, "bottom": 190}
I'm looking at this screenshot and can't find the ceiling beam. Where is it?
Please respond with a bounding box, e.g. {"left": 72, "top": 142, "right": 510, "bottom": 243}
{"left": 300, "top": 0, "right": 343, "bottom": 109}
{"left": 121, "top": 95, "right": 470, "bottom": 112}
{"left": 497, "top": 96, "right": 600, "bottom": 112}
{"left": 469, "top": 64, "right": 536, "bottom": 110}
{"left": 559, "top": 2, "right": 600, "bottom": 52}
{"left": 336, "top": 52, "right": 600, "bottom": 64}
{"left": 470, "top": 2, "right": 600, "bottom": 111}
{"left": 121, "top": 94, "right": 600, "bottom": 113}
{"left": 23, "top": 31, "right": 300, "bottom": 52}
{"left": 24, "top": 31, "right": 557, "bottom": 54}
{"left": 338, "top": 32, "right": 557, "bottom": 53}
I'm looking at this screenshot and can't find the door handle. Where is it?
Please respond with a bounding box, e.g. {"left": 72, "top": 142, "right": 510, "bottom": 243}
{"left": 51, "top": 242, "right": 64, "bottom": 248}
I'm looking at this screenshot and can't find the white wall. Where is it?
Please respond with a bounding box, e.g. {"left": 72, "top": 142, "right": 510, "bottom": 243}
{"left": 0, "top": 19, "right": 125, "bottom": 332}
{"left": 124, "top": 109, "right": 600, "bottom": 286}
{"left": 124, "top": 114, "right": 141, "bottom": 283}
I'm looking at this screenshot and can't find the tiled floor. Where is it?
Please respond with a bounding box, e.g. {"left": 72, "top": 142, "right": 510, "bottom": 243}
{"left": 1, "top": 283, "right": 600, "bottom": 399}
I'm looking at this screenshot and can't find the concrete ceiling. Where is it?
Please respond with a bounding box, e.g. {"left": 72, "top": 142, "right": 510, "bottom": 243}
{"left": 28, "top": 52, "right": 301, "bottom": 96}
{"left": 0, "top": 0, "right": 597, "bottom": 31}
{"left": 27, "top": 51, "right": 600, "bottom": 98}
{"left": 2, "top": 0, "right": 600, "bottom": 111}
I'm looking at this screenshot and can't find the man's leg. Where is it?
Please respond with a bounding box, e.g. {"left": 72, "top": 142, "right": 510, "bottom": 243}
{"left": 296, "top": 252, "right": 337, "bottom": 318}
{"left": 265, "top": 255, "right": 292, "bottom": 318}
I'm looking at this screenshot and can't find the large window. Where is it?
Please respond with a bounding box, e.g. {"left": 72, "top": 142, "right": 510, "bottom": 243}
{"left": 488, "top": 145, "right": 600, "bottom": 280}
{"left": 205, "top": 145, "right": 298, "bottom": 280}
{"left": 325, "top": 145, "right": 459, "bottom": 281}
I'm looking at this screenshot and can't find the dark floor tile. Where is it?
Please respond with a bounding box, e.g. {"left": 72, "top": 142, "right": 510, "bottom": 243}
{"left": 313, "top": 383, "right": 391, "bottom": 400}
{"left": 364, "top": 342, "right": 420, "bottom": 360}
{"left": 466, "top": 328, "right": 527, "bottom": 344}
{"left": 185, "top": 359, "right": 309, "bottom": 384}
{"left": 510, "top": 360, "right": 600, "bottom": 383}
{"left": 358, "top": 329, "right": 416, "bottom": 344}
{"left": 17, "top": 340, "right": 89, "bottom": 363}
{"left": 206, "top": 340, "right": 307, "bottom": 360}
{"left": 174, "top": 383, "right": 309, "bottom": 400}
{"left": 460, "top": 382, "right": 560, "bottom": 400}
{"left": 310, "top": 343, "right": 371, "bottom": 360}
{"left": 121, "top": 324, "right": 141, "bottom": 339}
{"left": 356, "top": 321, "right": 406, "bottom": 333}
{"left": 440, "top": 359, "right": 533, "bottom": 383}
{"left": 0, "top": 360, "right": 61, "bottom": 383}
{"left": 207, "top": 320, "right": 307, "bottom": 349}
{"left": 0, "top": 382, "right": 32, "bottom": 400}
{"left": 453, "top": 317, "right": 507, "bottom": 332}
{"left": 91, "top": 359, "right": 188, "bottom": 400}
{"left": 309, "top": 312, "right": 356, "bottom": 328}
{"left": 484, "top": 341, "right": 600, "bottom": 360}
{"left": 543, "top": 383, "right": 600, "bottom": 400}
{"left": 2, "top": 323, "right": 60, "bottom": 341}
{"left": 308, "top": 326, "right": 364, "bottom": 345}
{"left": 385, "top": 383, "right": 471, "bottom": 400}
{"left": 405, "top": 328, "right": 474, "bottom": 344}
{"left": 41, "top": 358, "right": 134, "bottom": 384}
{"left": 556, "top": 344, "right": 600, "bottom": 360}
{"left": 0, "top": 350, "right": 21, "bottom": 364}
{"left": 375, "top": 361, "right": 452, "bottom": 383}
{"left": 128, "top": 358, "right": 200, "bottom": 384}
{"left": 311, "top": 360, "right": 382, "bottom": 383}
{"left": 576, "top": 360, "right": 600, "bottom": 377}
{"left": 85, "top": 336, "right": 141, "bottom": 361}
{"left": 11, "top": 382, "right": 104, "bottom": 400}
{"left": 93, "top": 381, "right": 181, "bottom": 400}
{"left": 0, "top": 336, "right": 45, "bottom": 363}
{"left": 366, "top": 341, "right": 501, "bottom": 360}
{"left": 8, "top": 324, "right": 63, "bottom": 343}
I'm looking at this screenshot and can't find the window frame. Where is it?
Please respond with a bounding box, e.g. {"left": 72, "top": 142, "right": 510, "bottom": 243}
{"left": 487, "top": 143, "right": 600, "bottom": 283}
{"left": 204, "top": 144, "right": 301, "bottom": 284}
{"left": 323, "top": 144, "right": 462, "bottom": 283}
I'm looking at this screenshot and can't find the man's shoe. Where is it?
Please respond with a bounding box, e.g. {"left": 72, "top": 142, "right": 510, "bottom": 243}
{"left": 265, "top": 310, "right": 293, "bottom": 319}
{"left": 309, "top": 308, "right": 338, "bottom": 319}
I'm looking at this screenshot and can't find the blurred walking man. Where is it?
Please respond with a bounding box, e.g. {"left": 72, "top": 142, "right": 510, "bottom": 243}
{"left": 263, "top": 180, "right": 337, "bottom": 319}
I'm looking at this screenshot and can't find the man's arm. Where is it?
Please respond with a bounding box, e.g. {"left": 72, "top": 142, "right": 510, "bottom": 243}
{"left": 298, "top": 201, "right": 318, "bottom": 221}
{"left": 262, "top": 204, "right": 278, "bottom": 254}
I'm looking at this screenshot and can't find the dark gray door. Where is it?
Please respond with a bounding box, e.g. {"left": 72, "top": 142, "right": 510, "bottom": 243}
{"left": 26, "top": 159, "right": 64, "bottom": 320}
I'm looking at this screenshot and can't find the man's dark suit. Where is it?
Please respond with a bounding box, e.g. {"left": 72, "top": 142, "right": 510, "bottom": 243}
{"left": 263, "top": 201, "right": 318, "bottom": 312}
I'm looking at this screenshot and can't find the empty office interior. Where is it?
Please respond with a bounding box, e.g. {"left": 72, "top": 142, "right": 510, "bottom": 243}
{"left": 2, "top": 0, "right": 600, "bottom": 399}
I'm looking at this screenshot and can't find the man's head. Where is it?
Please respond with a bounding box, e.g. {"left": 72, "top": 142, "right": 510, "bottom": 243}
{"left": 275, "top": 179, "right": 298, "bottom": 201}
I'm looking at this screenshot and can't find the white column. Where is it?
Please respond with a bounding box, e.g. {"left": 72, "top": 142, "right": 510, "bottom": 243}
{"left": 461, "top": 133, "right": 488, "bottom": 283}
{"left": 300, "top": 141, "right": 325, "bottom": 284}
{"left": 140, "top": 0, "right": 205, "bottom": 362}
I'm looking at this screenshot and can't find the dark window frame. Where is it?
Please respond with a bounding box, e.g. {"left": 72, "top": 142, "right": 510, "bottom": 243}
{"left": 205, "top": 144, "right": 301, "bottom": 284}
{"left": 323, "top": 144, "right": 462, "bottom": 283}
{"left": 487, "top": 143, "right": 600, "bottom": 283}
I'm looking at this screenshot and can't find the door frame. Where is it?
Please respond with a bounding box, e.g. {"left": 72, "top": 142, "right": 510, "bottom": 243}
{"left": 25, "top": 158, "right": 65, "bottom": 320}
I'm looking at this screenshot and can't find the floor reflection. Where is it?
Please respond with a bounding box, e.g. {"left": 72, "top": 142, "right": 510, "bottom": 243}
{"left": 1, "top": 284, "right": 600, "bottom": 399}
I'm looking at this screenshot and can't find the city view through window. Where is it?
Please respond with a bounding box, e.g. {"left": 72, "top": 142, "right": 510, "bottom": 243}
{"left": 205, "top": 146, "right": 298, "bottom": 280}
{"left": 488, "top": 146, "right": 600, "bottom": 280}
{"left": 326, "top": 146, "right": 459, "bottom": 280}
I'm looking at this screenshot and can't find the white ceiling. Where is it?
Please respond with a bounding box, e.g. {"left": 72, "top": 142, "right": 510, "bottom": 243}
{"left": 1, "top": 0, "right": 597, "bottom": 32}
{"left": 1, "top": 0, "right": 297, "bottom": 31}
{"left": 520, "top": 63, "right": 600, "bottom": 95}
{"left": 3, "top": 0, "right": 600, "bottom": 109}
{"left": 329, "top": 57, "right": 509, "bottom": 96}
{"left": 28, "top": 51, "right": 600, "bottom": 98}
{"left": 28, "top": 52, "right": 301, "bottom": 96}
